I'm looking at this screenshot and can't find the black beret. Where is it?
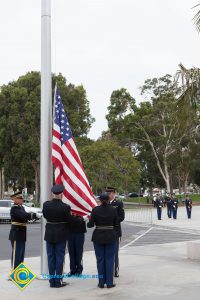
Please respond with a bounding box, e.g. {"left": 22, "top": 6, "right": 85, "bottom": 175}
{"left": 105, "top": 186, "right": 116, "bottom": 192}
{"left": 99, "top": 192, "right": 109, "bottom": 201}
{"left": 51, "top": 184, "right": 64, "bottom": 194}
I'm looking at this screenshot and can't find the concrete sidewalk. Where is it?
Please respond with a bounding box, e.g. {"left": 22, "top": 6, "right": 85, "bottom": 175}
{"left": 1, "top": 240, "right": 200, "bottom": 300}
{"left": 152, "top": 206, "right": 200, "bottom": 232}
{"left": 1, "top": 207, "right": 200, "bottom": 300}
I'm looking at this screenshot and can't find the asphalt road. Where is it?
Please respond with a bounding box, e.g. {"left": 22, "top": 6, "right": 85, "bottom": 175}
{"left": 1, "top": 222, "right": 200, "bottom": 260}
{"left": 0, "top": 222, "right": 146, "bottom": 260}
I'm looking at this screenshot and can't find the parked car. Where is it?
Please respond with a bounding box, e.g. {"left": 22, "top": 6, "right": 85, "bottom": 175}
{"left": 128, "top": 192, "right": 143, "bottom": 198}
{"left": 117, "top": 194, "right": 126, "bottom": 200}
{"left": 0, "top": 199, "right": 42, "bottom": 223}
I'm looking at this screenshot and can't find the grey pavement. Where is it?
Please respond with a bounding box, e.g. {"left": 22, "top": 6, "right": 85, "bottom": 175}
{"left": 1, "top": 206, "right": 200, "bottom": 299}
{"left": 0, "top": 222, "right": 147, "bottom": 260}
{"left": 1, "top": 241, "right": 200, "bottom": 300}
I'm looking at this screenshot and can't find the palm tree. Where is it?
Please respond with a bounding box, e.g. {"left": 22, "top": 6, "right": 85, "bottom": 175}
{"left": 193, "top": 3, "right": 200, "bottom": 32}
{"left": 175, "top": 63, "right": 200, "bottom": 107}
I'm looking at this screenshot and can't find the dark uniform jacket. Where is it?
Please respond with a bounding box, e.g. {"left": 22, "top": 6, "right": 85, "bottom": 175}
{"left": 185, "top": 198, "right": 192, "bottom": 208}
{"left": 110, "top": 198, "right": 125, "bottom": 237}
{"left": 87, "top": 205, "right": 118, "bottom": 245}
{"left": 171, "top": 198, "right": 179, "bottom": 209}
{"left": 155, "top": 198, "right": 163, "bottom": 208}
{"left": 9, "top": 205, "right": 35, "bottom": 242}
{"left": 42, "top": 199, "right": 83, "bottom": 243}
{"left": 69, "top": 218, "right": 86, "bottom": 234}
{"left": 165, "top": 196, "right": 172, "bottom": 208}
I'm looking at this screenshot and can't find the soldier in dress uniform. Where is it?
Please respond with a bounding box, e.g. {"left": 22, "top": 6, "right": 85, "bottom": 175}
{"left": 171, "top": 193, "right": 179, "bottom": 219}
{"left": 184, "top": 194, "right": 192, "bottom": 219}
{"left": 155, "top": 194, "right": 163, "bottom": 220}
{"left": 9, "top": 192, "right": 39, "bottom": 270}
{"left": 106, "top": 186, "right": 125, "bottom": 277}
{"left": 87, "top": 193, "right": 118, "bottom": 288}
{"left": 165, "top": 193, "right": 172, "bottom": 218}
{"left": 42, "top": 184, "right": 84, "bottom": 288}
{"left": 67, "top": 213, "right": 86, "bottom": 276}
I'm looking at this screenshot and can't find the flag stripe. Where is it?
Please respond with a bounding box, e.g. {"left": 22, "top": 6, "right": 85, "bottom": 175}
{"left": 62, "top": 165, "right": 96, "bottom": 208}
{"left": 62, "top": 143, "right": 90, "bottom": 187}
{"left": 61, "top": 144, "right": 94, "bottom": 196}
{"left": 52, "top": 85, "right": 96, "bottom": 217}
{"left": 62, "top": 182, "right": 91, "bottom": 213}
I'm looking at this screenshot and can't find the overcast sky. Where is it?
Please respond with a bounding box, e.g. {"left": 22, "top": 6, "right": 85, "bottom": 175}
{"left": 0, "top": 0, "right": 199, "bottom": 139}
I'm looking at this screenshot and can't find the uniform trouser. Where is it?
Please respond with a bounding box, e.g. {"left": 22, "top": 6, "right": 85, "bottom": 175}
{"left": 68, "top": 232, "right": 85, "bottom": 274}
{"left": 46, "top": 241, "right": 66, "bottom": 287}
{"left": 93, "top": 241, "right": 116, "bottom": 286}
{"left": 11, "top": 240, "right": 25, "bottom": 270}
{"left": 186, "top": 207, "right": 192, "bottom": 219}
{"left": 114, "top": 238, "right": 119, "bottom": 274}
{"left": 172, "top": 208, "right": 177, "bottom": 219}
{"left": 167, "top": 206, "right": 172, "bottom": 218}
{"left": 157, "top": 208, "right": 162, "bottom": 220}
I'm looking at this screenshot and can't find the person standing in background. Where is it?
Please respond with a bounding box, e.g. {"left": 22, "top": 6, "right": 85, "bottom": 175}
{"left": 165, "top": 193, "right": 172, "bottom": 218}
{"left": 171, "top": 193, "right": 179, "bottom": 220}
{"left": 184, "top": 194, "right": 192, "bottom": 219}
{"left": 155, "top": 194, "right": 163, "bottom": 220}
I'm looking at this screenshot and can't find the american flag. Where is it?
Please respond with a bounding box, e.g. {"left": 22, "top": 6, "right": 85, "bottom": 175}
{"left": 52, "top": 84, "right": 97, "bottom": 217}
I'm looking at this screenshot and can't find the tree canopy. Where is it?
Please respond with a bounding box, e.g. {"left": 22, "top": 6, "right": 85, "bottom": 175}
{"left": 79, "top": 140, "right": 141, "bottom": 194}
{"left": 0, "top": 71, "right": 94, "bottom": 200}
{"left": 106, "top": 74, "right": 199, "bottom": 193}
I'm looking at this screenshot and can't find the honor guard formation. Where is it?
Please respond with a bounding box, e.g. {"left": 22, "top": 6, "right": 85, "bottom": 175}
{"left": 9, "top": 185, "right": 125, "bottom": 289}
{"left": 8, "top": 185, "right": 192, "bottom": 288}
{"left": 154, "top": 193, "right": 193, "bottom": 221}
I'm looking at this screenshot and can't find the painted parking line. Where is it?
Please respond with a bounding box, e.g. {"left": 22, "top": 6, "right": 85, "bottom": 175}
{"left": 120, "top": 227, "right": 153, "bottom": 249}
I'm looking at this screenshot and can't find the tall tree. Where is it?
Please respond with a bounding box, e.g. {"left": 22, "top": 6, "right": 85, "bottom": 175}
{"left": 193, "top": 3, "right": 200, "bottom": 32}
{"left": 0, "top": 71, "right": 94, "bottom": 201}
{"left": 106, "top": 75, "right": 198, "bottom": 192}
{"left": 79, "top": 140, "right": 141, "bottom": 194}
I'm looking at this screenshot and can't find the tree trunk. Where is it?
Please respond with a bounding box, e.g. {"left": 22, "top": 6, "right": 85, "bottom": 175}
{"left": 183, "top": 172, "right": 189, "bottom": 193}
{"left": 164, "top": 160, "right": 171, "bottom": 193}
{"left": 1, "top": 168, "right": 4, "bottom": 198}
{"left": 24, "top": 177, "right": 27, "bottom": 188}
{"left": 178, "top": 175, "right": 182, "bottom": 194}
{"left": 35, "top": 167, "right": 40, "bottom": 204}
{"left": 32, "top": 160, "right": 40, "bottom": 204}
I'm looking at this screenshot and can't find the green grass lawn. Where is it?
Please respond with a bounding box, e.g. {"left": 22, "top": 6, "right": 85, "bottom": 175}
{"left": 176, "top": 194, "right": 200, "bottom": 202}
{"left": 123, "top": 197, "right": 148, "bottom": 204}
{"left": 124, "top": 194, "right": 200, "bottom": 203}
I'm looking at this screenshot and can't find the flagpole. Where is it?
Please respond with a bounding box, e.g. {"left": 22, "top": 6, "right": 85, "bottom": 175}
{"left": 40, "top": 0, "right": 52, "bottom": 275}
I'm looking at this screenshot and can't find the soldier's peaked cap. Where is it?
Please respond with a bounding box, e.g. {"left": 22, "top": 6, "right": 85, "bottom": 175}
{"left": 11, "top": 192, "right": 23, "bottom": 199}
{"left": 105, "top": 186, "right": 116, "bottom": 192}
{"left": 51, "top": 184, "right": 64, "bottom": 194}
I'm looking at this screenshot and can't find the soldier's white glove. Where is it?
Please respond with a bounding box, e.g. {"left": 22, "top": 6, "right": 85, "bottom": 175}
{"left": 36, "top": 212, "right": 43, "bottom": 219}
{"left": 83, "top": 215, "right": 89, "bottom": 223}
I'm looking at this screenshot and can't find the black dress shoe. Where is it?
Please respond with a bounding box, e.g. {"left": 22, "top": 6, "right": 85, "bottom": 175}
{"left": 114, "top": 272, "right": 119, "bottom": 277}
{"left": 107, "top": 284, "right": 116, "bottom": 288}
{"left": 54, "top": 282, "right": 69, "bottom": 288}
{"left": 98, "top": 284, "right": 104, "bottom": 288}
